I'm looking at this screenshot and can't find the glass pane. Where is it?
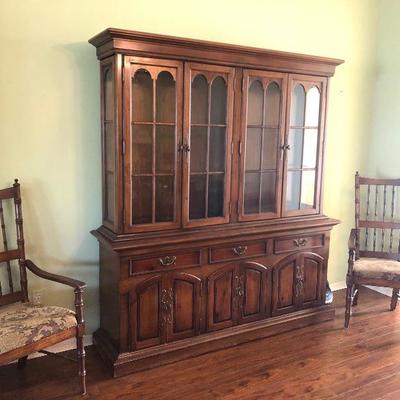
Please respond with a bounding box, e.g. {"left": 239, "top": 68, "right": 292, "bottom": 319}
{"left": 106, "top": 171, "right": 114, "bottom": 222}
{"left": 155, "top": 175, "right": 174, "bottom": 222}
{"left": 210, "top": 76, "right": 227, "bottom": 124}
{"left": 105, "top": 123, "right": 115, "bottom": 172}
{"left": 246, "top": 128, "right": 262, "bottom": 171}
{"left": 300, "top": 170, "right": 316, "bottom": 209}
{"left": 132, "top": 69, "right": 153, "bottom": 122}
{"left": 208, "top": 174, "right": 224, "bottom": 217}
{"left": 132, "top": 124, "right": 153, "bottom": 174}
{"left": 305, "top": 86, "right": 320, "bottom": 127}
{"left": 247, "top": 80, "right": 264, "bottom": 126}
{"left": 290, "top": 84, "right": 305, "bottom": 126}
{"left": 191, "top": 75, "right": 208, "bottom": 124}
{"left": 132, "top": 176, "right": 153, "bottom": 224}
{"left": 209, "top": 127, "right": 226, "bottom": 172}
{"left": 156, "top": 71, "right": 176, "bottom": 123}
{"left": 286, "top": 170, "right": 301, "bottom": 211}
{"left": 156, "top": 125, "right": 175, "bottom": 173}
{"left": 104, "top": 68, "right": 114, "bottom": 121}
{"left": 261, "top": 172, "right": 276, "bottom": 213}
{"left": 190, "top": 126, "right": 207, "bottom": 173}
{"left": 244, "top": 172, "right": 260, "bottom": 214}
{"left": 287, "top": 128, "right": 303, "bottom": 169}
{"left": 264, "top": 82, "right": 280, "bottom": 126}
{"left": 189, "top": 175, "right": 206, "bottom": 219}
{"left": 262, "top": 128, "right": 278, "bottom": 170}
{"left": 303, "top": 128, "right": 318, "bottom": 168}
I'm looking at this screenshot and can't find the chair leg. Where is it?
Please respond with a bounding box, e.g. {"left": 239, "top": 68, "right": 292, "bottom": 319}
{"left": 17, "top": 356, "right": 28, "bottom": 369}
{"left": 352, "top": 284, "right": 360, "bottom": 306}
{"left": 390, "top": 288, "right": 399, "bottom": 311}
{"left": 344, "top": 284, "right": 353, "bottom": 328}
{"left": 76, "top": 335, "right": 87, "bottom": 395}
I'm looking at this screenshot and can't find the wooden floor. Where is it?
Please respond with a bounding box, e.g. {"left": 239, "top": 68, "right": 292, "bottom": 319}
{"left": 1, "top": 287, "right": 400, "bottom": 400}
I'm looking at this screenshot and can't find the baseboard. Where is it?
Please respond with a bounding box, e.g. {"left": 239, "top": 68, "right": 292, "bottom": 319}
{"left": 28, "top": 334, "right": 93, "bottom": 359}
{"left": 330, "top": 281, "right": 346, "bottom": 291}
{"left": 329, "top": 280, "right": 392, "bottom": 297}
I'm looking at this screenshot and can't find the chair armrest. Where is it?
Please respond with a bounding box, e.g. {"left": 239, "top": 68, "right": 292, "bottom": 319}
{"left": 348, "top": 229, "right": 357, "bottom": 252}
{"left": 25, "top": 259, "right": 86, "bottom": 290}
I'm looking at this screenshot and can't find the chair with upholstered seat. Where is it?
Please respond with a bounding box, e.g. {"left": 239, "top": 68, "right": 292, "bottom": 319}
{"left": 345, "top": 173, "right": 400, "bottom": 328}
{"left": 0, "top": 179, "right": 86, "bottom": 395}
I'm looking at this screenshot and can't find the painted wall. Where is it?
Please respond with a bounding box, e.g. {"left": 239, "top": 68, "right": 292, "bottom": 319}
{"left": 367, "top": 0, "right": 400, "bottom": 177}
{"left": 0, "top": 0, "right": 379, "bottom": 333}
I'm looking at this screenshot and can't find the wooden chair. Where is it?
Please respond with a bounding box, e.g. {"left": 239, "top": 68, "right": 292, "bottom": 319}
{"left": 345, "top": 172, "right": 400, "bottom": 328}
{"left": 0, "top": 179, "right": 87, "bottom": 395}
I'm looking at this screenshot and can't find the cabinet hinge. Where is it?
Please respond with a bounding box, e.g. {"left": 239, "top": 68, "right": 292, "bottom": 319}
{"left": 122, "top": 139, "right": 126, "bottom": 155}
{"left": 231, "top": 142, "right": 234, "bottom": 155}
{"left": 239, "top": 141, "right": 242, "bottom": 156}
{"left": 121, "top": 64, "right": 125, "bottom": 82}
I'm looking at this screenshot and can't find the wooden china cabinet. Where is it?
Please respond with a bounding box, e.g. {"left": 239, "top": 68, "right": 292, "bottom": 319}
{"left": 89, "top": 28, "right": 343, "bottom": 377}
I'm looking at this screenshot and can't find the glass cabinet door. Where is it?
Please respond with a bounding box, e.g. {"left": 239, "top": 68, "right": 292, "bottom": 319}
{"left": 239, "top": 70, "right": 287, "bottom": 221}
{"left": 124, "top": 58, "right": 183, "bottom": 232}
{"left": 101, "top": 58, "right": 117, "bottom": 230}
{"left": 182, "top": 63, "right": 234, "bottom": 227}
{"left": 283, "top": 75, "right": 326, "bottom": 216}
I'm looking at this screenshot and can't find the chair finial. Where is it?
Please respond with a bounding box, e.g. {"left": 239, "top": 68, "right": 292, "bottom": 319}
{"left": 13, "top": 179, "right": 19, "bottom": 187}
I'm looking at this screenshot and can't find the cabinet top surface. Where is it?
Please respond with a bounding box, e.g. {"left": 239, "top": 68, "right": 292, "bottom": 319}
{"left": 88, "top": 28, "right": 344, "bottom": 76}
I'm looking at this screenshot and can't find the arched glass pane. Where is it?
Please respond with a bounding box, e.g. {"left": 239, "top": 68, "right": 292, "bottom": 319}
{"left": 305, "top": 86, "right": 320, "bottom": 126}
{"left": 264, "top": 82, "right": 281, "bottom": 126}
{"left": 132, "top": 69, "right": 153, "bottom": 122}
{"left": 156, "top": 71, "right": 176, "bottom": 123}
{"left": 210, "top": 76, "right": 227, "bottom": 124}
{"left": 247, "top": 80, "right": 263, "bottom": 125}
{"left": 104, "top": 68, "right": 114, "bottom": 121}
{"left": 191, "top": 75, "right": 208, "bottom": 124}
{"left": 290, "top": 84, "right": 305, "bottom": 126}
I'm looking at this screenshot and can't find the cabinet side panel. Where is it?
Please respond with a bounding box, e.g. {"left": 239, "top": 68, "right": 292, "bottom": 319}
{"left": 99, "top": 245, "right": 120, "bottom": 344}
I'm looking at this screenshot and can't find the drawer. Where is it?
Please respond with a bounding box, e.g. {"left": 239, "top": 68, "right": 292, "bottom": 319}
{"left": 129, "top": 250, "right": 201, "bottom": 275}
{"left": 209, "top": 241, "right": 267, "bottom": 263}
{"left": 274, "top": 234, "right": 324, "bottom": 254}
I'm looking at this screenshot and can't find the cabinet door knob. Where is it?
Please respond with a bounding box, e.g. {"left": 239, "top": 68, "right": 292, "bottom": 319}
{"left": 280, "top": 144, "right": 291, "bottom": 151}
{"left": 232, "top": 245, "right": 247, "bottom": 256}
{"left": 293, "top": 238, "right": 308, "bottom": 247}
{"left": 159, "top": 256, "right": 176, "bottom": 266}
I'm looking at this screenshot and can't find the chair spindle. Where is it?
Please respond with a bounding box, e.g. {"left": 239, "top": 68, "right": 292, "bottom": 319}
{"left": 0, "top": 199, "right": 14, "bottom": 293}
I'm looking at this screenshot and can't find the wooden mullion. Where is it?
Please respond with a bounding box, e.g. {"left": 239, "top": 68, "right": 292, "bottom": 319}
{"left": 205, "top": 81, "right": 211, "bottom": 218}
{"left": 152, "top": 78, "right": 156, "bottom": 224}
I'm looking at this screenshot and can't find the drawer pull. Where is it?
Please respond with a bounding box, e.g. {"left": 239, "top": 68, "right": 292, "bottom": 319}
{"left": 159, "top": 256, "right": 176, "bottom": 266}
{"left": 293, "top": 238, "right": 308, "bottom": 247}
{"left": 232, "top": 245, "right": 248, "bottom": 256}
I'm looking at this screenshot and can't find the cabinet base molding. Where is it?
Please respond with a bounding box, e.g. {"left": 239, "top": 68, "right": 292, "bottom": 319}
{"left": 94, "top": 304, "right": 335, "bottom": 378}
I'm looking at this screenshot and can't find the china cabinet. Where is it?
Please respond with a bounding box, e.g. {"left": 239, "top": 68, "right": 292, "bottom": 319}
{"left": 90, "top": 28, "right": 343, "bottom": 377}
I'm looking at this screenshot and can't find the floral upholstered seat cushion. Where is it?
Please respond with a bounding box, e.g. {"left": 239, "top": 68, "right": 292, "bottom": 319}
{"left": 0, "top": 302, "right": 76, "bottom": 355}
{"left": 353, "top": 257, "right": 400, "bottom": 280}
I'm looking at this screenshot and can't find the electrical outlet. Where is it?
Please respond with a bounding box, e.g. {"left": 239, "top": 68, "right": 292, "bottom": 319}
{"left": 31, "top": 289, "right": 42, "bottom": 306}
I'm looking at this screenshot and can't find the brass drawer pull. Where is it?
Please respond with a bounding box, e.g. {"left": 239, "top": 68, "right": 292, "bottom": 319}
{"left": 159, "top": 256, "right": 176, "bottom": 266}
{"left": 293, "top": 238, "right": 308, "bottom": 247}
{"left": 232, "top": 245, "right": 248, "bottom": 256}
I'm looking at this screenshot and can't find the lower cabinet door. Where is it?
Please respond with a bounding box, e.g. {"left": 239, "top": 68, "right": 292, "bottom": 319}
{"left": 272, "top": 254, "right": 298, "bottom": 316}
{"left": 299, "top": 252, "right": 324, "bottom": 307}
{"left": 206, "top": 263, "right": 237, "bottom": 332}
{"left": 128, "top": 274, "right": 165, "bottom": 350}
{"left": 167, "top": 270, "right": 203, "bottom": 342}
{"left": 272, "top": 252, "right": 325, "bottom": 316}
{"left": 238, "top": 261, "right": 271, "bottom": 324}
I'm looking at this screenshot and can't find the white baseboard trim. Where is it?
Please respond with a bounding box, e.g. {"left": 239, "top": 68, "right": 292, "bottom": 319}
{"left": 330, "top": 281, "right": 346, "bottom": 291}
{"left": 28, "top": 334, "right": 93, "bottom": 360}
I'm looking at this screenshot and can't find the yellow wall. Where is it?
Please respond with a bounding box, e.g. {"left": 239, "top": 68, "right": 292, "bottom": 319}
{"left": 368, "top": 0, "right": 400, "bottom": 176}
{"left": 0, "top": 0, "right": 379, "bottom": 332}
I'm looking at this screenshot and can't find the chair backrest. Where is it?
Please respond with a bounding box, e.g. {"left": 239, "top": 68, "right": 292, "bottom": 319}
{"left": 355, "top": 172, "right": 400, "bottom": 260}
{"left": 0, "top": 179, "right": 28, "bottom": 306}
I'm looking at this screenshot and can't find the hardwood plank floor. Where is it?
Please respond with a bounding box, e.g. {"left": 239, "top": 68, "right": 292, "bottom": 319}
{"left": 1, "top": 287, "right": 400, "bottom": 400}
